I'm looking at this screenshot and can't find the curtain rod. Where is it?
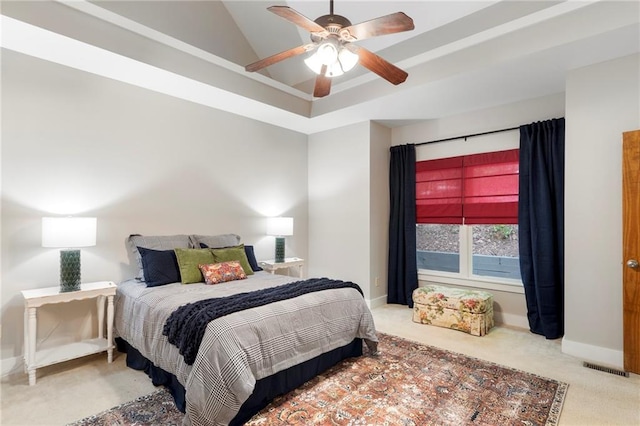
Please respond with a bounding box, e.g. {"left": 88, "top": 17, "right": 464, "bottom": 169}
{"left": 415, "top": 126, "right": 520, "bottom": 146}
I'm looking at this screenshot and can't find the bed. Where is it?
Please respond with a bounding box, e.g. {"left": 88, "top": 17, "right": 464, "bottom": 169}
{"left": 114, "top": 233, "right": 379, "bottom": 426}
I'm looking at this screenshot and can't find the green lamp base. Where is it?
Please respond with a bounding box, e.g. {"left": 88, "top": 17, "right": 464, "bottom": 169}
{"left": 60, "top": 250, "right": 81, "bottom": 292}
{"left": 274, "top": 237, "right": 285, "bottom": 263}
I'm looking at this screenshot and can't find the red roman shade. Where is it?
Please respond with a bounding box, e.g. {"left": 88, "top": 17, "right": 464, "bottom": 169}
{"left": 416, "top": 149, "right": 519, "bottom": 225}
{"left": 416, "top": 156, "right": 463, "bottom": 224}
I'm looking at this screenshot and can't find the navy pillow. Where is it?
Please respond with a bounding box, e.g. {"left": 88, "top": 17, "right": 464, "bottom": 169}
{"left": 137, "top": 246, "right": 181, "bottom": 287}
{"left": 199, "top": 243, "right": 263, "bottom": 272}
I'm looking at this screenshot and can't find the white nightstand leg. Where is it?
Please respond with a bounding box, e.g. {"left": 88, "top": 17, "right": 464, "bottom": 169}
{"left": 106, "top": 295, "right": 114, "bottom": 363}
{"left": 96, "top": 295, "right": 105, "bottom": 339}
{"left": 23, "top": 307, "right": 28, "bottom": 374}
{"left": 27, "top": 307, "right": 37, "bottom": 386}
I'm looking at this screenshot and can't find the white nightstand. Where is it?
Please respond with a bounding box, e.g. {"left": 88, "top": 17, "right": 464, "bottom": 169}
{"left": 21, "top": 281, "right": 117, "bottom": 385}
{"left": 260, "top": 257, "right": 305, "bottom": 278}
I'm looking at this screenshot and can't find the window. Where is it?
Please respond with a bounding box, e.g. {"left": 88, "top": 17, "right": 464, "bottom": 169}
{"left": 471, "top": 224, "right": 520, "bottom": 280}
{"left": 416, "top": 149, "right": 521, "bottom": 284}
{"left": 417, "top": 224, "right": 460, "bottom": 273}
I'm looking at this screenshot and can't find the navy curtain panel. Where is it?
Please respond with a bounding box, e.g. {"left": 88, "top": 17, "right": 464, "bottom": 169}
{"left": 387, "top": 144, "right": 418, "bottom": 307}
{"left": 518, "top": 118, "right": 565, "bottom": 339}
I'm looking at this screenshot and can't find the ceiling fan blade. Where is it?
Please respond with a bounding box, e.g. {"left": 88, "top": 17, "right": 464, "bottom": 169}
{"left": 313, "top": 66, "right": 332, "bottom": 98}
{"left": 268, "top": 6, "right": 329, "bottom": 36}
{"left": 349, "top": 45, "right": 408, "bottom": 85}
{"left": 245, "top": 43, "right": 316, "bottom": 72}
{"left": 342, "top": 12, "right": 414, "bottom": 41}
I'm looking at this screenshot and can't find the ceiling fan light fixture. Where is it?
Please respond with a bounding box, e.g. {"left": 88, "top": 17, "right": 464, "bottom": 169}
{"left": 305, "top": 41, "right": 358, "bottom": 77}
{"left": 305, "top": 40, "right": 337, "bottom": 75}
{"left": 317, "top": 41, "right": 339, "bottom": 64}
{"left": 338, "top": 47, "right": 358, "bottom": 72}
{"left": 304, "top": 53, "right": 323, "bottom": 75}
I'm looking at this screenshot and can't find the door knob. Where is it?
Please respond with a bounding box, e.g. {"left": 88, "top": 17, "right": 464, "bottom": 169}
{"left": 627, "top": 259, "right": 639, "bottom": 269}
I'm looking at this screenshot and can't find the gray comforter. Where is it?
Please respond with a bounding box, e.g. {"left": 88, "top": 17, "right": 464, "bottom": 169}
{"left": 114, "top": 272, "right": 378, "bottom": 426}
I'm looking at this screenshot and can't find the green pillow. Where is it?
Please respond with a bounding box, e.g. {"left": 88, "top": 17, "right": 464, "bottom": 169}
{"left": 210, "top": 244, "right": 254, "bottom": 276}
{"left": 174, "top": 248, "right": 215, "bottom": 284}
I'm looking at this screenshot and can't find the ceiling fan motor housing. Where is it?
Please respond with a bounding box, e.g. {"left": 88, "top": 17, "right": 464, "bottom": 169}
{"left": 314, "top": 14, "right": 352, "bottom": 30}
{"left": 312, "top": 14, "right": 354, "bottom": 42}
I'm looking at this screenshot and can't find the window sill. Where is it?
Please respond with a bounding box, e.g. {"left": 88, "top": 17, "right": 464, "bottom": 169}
{"left": 417, "top": 270, "right": 525, "bottom": 294}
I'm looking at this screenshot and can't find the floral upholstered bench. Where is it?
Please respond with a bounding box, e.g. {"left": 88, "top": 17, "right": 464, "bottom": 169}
{"left": 412, "top": 285, "right": 494, "bottom": 336}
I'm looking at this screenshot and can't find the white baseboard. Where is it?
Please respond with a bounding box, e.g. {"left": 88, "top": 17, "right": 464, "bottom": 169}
{"left": 495, "top": 312, "right": 529, "bottom": 329}
{"left": 367, "top": 295, "right": 388, "bottom": 310}
{"left": 562, "top": 337, "right": 624, "bottom": 370}
{"left": 1, "top": 355, "right": 24, "bottom": 379}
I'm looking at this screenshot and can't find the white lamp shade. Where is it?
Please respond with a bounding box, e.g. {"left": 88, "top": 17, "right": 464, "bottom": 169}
{"left": 42, "top": 217, "right": 97, "bottom": 248}
{"left": 266, "top": 217, "right": 293, "bottom": 237}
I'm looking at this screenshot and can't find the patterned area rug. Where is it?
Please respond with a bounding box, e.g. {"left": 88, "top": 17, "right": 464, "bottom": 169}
{"left": 67, "top": 389, "right": 182, "bottom": 426}
{"left": 68, "top": 333, "right": 568, "bottom": 426}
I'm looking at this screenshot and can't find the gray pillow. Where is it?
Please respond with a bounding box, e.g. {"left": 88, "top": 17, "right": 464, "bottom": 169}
{"left": 128, "top": 234, "right": 193, "bottom": 280}
{"left": 190, "top": 234, "right": 241, "bottom": 249}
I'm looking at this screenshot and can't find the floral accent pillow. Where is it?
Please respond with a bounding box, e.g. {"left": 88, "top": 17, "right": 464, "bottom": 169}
{"left": 198, "top": 261, "right": 247, "bottom": 285}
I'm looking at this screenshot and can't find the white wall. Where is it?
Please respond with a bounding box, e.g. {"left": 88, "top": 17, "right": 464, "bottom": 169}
{"left": 307, "top": 122, "right": 372, "bottom": 299}
{"left": 563, "top": 53, "right": 640, "bottom": 368}
{"left": 391, "top": 92, "right": 566, "bottom": 328}
{"left": 1, "top": 51, "right": 308, "bottom": 374}
{"left": 307, "top": 121, "right": 390, "bottom": 308}
{"left": 369, "top": 122, "right": 391, "bottom": 307}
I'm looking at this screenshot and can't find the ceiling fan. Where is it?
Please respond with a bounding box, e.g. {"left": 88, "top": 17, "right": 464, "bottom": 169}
{"left": 245, "top": 0, "right": 415, "bottom": 98}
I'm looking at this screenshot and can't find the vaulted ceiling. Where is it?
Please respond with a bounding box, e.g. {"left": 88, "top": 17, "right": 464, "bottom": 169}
{"left": 2, "top": 1, "right": 639, "bottom": 134}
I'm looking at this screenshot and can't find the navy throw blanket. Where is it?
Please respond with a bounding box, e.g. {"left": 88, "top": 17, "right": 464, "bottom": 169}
{"left": 163, "top": 277, "right": 363, "bottom": 365}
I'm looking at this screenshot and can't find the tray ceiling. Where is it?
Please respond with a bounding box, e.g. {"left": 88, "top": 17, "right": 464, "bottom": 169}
{"left": 2, "top": 0, "right": 638, "bottom": 134}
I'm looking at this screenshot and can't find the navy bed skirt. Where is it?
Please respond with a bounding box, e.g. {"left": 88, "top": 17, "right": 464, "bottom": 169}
{"left": 116, "top": 337, "right": 363, "bottom": 425}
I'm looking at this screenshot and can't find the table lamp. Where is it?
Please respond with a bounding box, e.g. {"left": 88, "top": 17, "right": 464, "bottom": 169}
{"left": 266, "top": 217, "right": 293, "bottom": 263}
{"left": 42, "top": 217, "right": 97, "bottom": 292}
